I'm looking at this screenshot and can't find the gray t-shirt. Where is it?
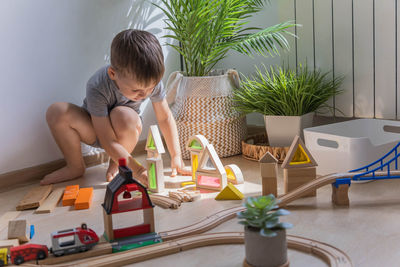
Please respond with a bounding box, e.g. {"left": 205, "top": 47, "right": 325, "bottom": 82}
{"left": 82, "top": 65, "right": 165, "bottom": 116}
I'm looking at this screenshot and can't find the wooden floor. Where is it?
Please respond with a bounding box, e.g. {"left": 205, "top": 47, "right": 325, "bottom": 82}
{"left": 1, "top": 151, "right": 400, "bottom": 266}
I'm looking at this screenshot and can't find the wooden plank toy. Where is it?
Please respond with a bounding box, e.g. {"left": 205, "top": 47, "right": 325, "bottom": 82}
{"left": 16, "top": 185, "right": 52, "bottom": 211}
{"left": 35, "top": 187, "right": 64, "bottom": 214}
{"left": 8, "top": 219, "right": 29, "bottom": 243}
{"left": 215, "top": 183, "right": 244, "bottom": 200}
{"left": 0, "top": 239, "right": 19, "bottom": 250}
{"left": 62, "top": 185, "right": 80, "bottom": 206}
{"left": 75, "top": 187, "right": 94, "bottom": 210}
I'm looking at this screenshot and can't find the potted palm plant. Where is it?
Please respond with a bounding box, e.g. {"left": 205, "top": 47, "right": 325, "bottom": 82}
{"left": 155, "top": 0, "right": 295, "bottom": 159}
{"left": 233, "top": 65, "right": 343, "bottom": 147}
{"left": 238, "top": 195, "right": 292, "bottom": 267}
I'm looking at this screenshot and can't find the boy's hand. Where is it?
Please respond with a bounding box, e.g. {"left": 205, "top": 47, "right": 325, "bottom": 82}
{"left": 128, "top": 158, "right": 148, "bottom": 187}
{"left": 170, "top": 155, "right": 191, "bottom": 177}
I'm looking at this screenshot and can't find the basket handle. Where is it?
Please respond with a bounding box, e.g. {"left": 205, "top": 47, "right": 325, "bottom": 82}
{"left": 227, "top": 69, "right": 240, "bottom": 88}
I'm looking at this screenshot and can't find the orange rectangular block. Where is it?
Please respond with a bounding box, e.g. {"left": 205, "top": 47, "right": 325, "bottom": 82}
{"left": 74, "top": 187, "right": 93, "bottom": 210}
{"left": 62, "top": 185, "right": 80, "bottom": 206}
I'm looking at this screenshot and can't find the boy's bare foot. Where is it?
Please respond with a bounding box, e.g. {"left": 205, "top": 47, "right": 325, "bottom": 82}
{"left": 41, "top": 166, "right": 84, "bottom": 185}
{"left": 106, "top": 159, "right": 119, "bottom": 182}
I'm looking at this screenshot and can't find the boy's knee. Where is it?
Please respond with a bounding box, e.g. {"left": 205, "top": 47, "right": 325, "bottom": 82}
{"left": 110, "top": 107, "right": 142, "bottom": 136}
{"left": 46, "top": 102, "right": 70, "bottom": 125}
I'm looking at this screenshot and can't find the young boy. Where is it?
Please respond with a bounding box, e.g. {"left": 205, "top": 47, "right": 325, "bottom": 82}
{"left": 41, "top": 29, "right": 188, "bottom": 185}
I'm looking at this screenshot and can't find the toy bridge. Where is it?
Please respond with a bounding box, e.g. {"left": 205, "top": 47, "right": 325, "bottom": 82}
{"left": 334, "top": 141, "right": 400, "bottom": 186}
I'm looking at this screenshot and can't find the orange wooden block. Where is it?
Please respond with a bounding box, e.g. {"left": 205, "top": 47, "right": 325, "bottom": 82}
{"left": 74, "top": 187, "right": 93, "bottom": 210}
{"left": 62, "top": 185, "right": 80, "bottom": 206}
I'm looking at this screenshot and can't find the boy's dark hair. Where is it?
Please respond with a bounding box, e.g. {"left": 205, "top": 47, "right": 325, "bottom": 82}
{"left": 111, "top": 29, "right": 165, "bottom": 85}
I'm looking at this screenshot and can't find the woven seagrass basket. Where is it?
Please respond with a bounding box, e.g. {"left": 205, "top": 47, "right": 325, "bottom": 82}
{"left": 166, "top": 70, "right": 247, "bottom": 160}
{"left": 242, "top": 133, "right": 289, "bottom": 163}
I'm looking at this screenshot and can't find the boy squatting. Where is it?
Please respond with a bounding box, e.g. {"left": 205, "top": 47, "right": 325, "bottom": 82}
{"left": 41, "top": 29, "right": 189, "bottom": 185}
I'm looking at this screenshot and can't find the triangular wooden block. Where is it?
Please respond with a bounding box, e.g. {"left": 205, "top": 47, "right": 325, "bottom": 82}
{"left": 215, "top": 183, "right": 244, "bottom": 200}
{"left": 259, "top": 152, "right": 278, "bottom": 163}
{"left": 281, "top": 135, "right": 317, "bottom": 169}
{"left": 145, "top": 125, "right": 165, "bottom": 154}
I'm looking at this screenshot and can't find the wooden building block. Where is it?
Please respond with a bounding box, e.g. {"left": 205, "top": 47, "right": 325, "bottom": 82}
{"left": 62, "top": 185, "right": 80, "bottom": 206}
{"left": 8, "top": 219, "right": 29, "bottom": 243}
{"left": 16, "top": 185, "right": 52, "bottom": 211}
{"left": 283, "top": 167, "right": 316, "bottom": 197}
{"left": 75, "top": 187, "right": 94, "bottom": 210}
{"left": 0, "top": 239, "right": 19, "bottom": 249}
{"left": 147, "top": 158, "right": 165, "bottom": 193}
{"left": 215, "top": 183, "right": 244, "bottom": 200}
{"left": 261, "top": 163, "right": 278, "bottom": 178}
{"left": 332, "top": 184, "right": 350, "bottom": 206}
{"left": 0, "top": 211, "right": 20, "bottom": 233}
{"left": 103, "top": 209, "right": 114, "bottom": 242}
{"left": 35, "top": 187, "right": 64, "bottom": 214}
{"left": 262, "top": 177, "right": 277, "bottom": 196}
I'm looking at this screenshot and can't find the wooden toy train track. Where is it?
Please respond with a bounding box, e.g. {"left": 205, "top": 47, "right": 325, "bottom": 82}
{"left": 28, "top": 170, "right": 391, "bottom": 267}
{"left": 26, "top": 232, "right": 352, "bottom": 267}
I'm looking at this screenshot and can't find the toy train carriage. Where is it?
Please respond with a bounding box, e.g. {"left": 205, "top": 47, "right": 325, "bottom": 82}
{"left": 9, "top": 244, "right": 48, "bottom": 265}
{"left": 50, "top": 223, "right": 99, "bottom": 257}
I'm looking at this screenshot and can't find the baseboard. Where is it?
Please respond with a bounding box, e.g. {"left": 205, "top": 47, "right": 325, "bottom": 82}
{"left": 0, "top": 139, "right": 148, "bottom": 191}
{"left": 0, "top": 152, "right": 109, "bottom": 192}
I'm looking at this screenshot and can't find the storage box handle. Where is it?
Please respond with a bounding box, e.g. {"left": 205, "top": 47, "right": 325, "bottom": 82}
{"left": 383, "top": 125, "right": 400, "bottom": 134}
{"left": 317, "top": 138, "right": 339, "bottom": 149}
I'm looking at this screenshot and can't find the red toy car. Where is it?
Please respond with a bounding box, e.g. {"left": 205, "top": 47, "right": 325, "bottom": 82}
{"left": 10, "top": 243, "right": 48, "bottom": 265}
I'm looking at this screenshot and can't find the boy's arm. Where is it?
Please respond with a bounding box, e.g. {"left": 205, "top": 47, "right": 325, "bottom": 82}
{"left": 152, "top": 99, "right": 190, "bottom": 176}
{"left": 91, "top": 116, "right": 147, "bottom": 183}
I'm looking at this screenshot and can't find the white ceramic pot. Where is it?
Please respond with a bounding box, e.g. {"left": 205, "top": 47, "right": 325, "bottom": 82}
{"left": 264, "top": 112, "right": 314, "bottom": 147}
{"left": 244, "top": 227, "right": 288, "bottom": 267}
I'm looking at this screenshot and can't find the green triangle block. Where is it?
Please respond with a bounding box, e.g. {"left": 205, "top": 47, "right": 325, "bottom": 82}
{"left": 215, "top": 183, "right": 244, "bottom": 200}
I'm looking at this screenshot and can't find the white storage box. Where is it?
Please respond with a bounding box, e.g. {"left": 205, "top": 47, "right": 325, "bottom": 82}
{"left": 304, "top": 119, "right": 400, "bottom": 175}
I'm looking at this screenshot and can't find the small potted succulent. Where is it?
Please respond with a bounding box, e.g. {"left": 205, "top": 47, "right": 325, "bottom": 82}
{"left": 238, "top": 195, "right": 292, "bottom": 267}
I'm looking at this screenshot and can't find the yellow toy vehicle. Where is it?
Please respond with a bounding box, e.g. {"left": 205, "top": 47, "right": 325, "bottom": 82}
{"left": 0, "top": 248, "right": 8, "bottom": 266}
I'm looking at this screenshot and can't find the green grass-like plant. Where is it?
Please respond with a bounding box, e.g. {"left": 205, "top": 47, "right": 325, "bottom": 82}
{"left": 232, "top": 65, "right": 344, "bottom": 116}
{"left": 154, "top": 0, "right": 296, "bottom": 76}
{"left": 237, "top": 195, "right": 292, "bottom": 237}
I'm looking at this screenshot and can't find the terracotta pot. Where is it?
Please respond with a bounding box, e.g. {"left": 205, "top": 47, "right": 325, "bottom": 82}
{"left": 244, "top": 227, "right": 288, "bottom": 267}
{"left": 264, "top": 112, "right": 314, "bottom": 147}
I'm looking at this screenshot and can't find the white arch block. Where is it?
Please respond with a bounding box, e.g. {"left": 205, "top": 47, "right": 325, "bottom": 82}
{"left": 224, "top": 164, "right": 244, "bottom": 185}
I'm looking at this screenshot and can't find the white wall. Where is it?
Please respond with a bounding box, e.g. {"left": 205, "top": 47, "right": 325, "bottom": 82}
{"left": 0, "top": 0, "right": 179, "bottom": 174}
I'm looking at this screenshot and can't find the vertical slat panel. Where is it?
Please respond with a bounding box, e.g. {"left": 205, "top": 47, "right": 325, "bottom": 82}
{"left": 333, "top": 0, "right": 353, "bottom": 117}
{"left": 375, "top": 0, "right": 396, "bottom": 119}
{"left": 314, "top": 0, "right": 333, "bottom": 115}
{"left": 353, "top": 0, "right": 374, "bottom": 118}
{"left": 296, "top": 0, "right": 314, "bottom": 68}
{"left": 397, "top": 0, "right": 400, "bottom": 119}
{"left": 278, "top": 0, "right": 296, "bottom": 69}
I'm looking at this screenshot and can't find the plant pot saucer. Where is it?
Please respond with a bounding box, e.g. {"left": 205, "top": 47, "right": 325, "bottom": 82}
{"left": 243, "top": 259, "right": 290, "bottom": 267}
{"left": 241, "top": 133, "right": 289, "bottom": 163}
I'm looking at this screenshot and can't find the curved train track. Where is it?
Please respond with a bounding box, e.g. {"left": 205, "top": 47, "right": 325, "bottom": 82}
{"left": 27, "top": 232, "right": 352, "bottom": 267}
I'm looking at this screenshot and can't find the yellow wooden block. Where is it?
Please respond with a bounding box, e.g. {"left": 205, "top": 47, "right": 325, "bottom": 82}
{"left": 215, "top": 183, "right": 244, "bottom": 200}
